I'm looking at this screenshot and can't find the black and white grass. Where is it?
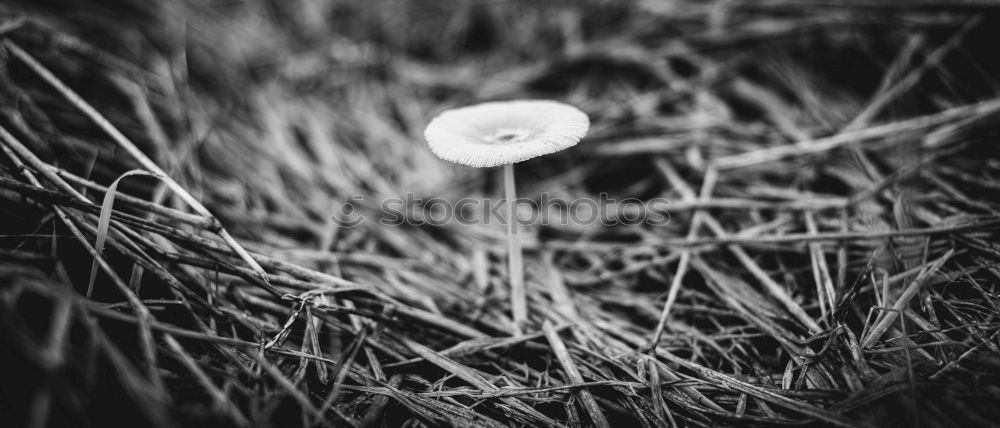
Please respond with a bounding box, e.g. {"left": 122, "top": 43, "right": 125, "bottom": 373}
{"left": 1, "top": 1, "right": 999, "bottom": 427}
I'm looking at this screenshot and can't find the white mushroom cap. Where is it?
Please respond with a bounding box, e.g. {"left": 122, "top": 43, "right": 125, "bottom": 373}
{"left": 424, "top": 100, "right": 589, "bottom": 168}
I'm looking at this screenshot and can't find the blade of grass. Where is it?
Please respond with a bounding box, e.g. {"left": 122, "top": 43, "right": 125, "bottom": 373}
{"left": 87, "top": 170, "right": 154, "bottom": 297}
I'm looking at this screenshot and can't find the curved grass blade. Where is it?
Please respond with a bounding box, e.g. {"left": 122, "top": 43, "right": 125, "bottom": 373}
{"left": 86, "top": 170, "right": 157, "bottom": 297}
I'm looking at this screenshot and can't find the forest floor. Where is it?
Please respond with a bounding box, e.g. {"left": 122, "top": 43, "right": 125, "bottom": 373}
{"left": 1, "top": 1, "right": 999, "bottom": 427}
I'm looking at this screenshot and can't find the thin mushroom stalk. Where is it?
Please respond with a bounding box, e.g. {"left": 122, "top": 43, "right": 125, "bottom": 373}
{"left": 424, "top": 100, "right": 589, "bottom": 333}
{"left": 504, "top": 163, "right": 526, "bottom": 327}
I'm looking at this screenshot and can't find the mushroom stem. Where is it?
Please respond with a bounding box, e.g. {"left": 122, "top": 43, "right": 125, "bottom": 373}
{"left": 504, "top": 163, "right": 526, "bottom": 331}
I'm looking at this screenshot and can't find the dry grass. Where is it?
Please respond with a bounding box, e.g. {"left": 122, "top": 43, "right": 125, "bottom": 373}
{"left": 1, "top": 1, "right": 1000, "bottom": 427}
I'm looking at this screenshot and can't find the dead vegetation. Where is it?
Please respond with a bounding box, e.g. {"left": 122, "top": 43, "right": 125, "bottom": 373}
{"left": 1, "top": 1, "right": 999, "bottom": 427}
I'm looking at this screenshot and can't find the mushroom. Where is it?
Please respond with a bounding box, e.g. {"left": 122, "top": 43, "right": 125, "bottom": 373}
{"left": 424, "top": 100, "right": 589, "bottom": 331}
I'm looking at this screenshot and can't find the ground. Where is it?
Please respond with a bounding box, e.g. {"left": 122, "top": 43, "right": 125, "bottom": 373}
{"left": 1, "top": 1, "right": 999, "bottom": 427}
